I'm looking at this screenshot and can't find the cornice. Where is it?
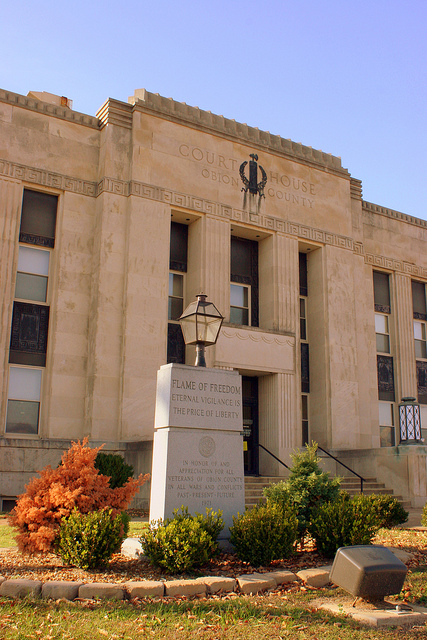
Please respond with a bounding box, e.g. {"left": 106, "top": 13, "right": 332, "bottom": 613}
{"left": 364, "top": 252, "right": 427, "bottom": 280}
{"left": 350, "top": 178, "right": 362, "bottom": 200}
{"left": 128, "top": 89, "right": 349, "bottom": 178}
{"left": 2, "top": 159, "right": 426, "bottom": 280}
{"left": 0, "top": 159, "right": 97, "bottom": 196}
{"left": 362, "top": 200, "right": 427, "bottom": 230}
{"left": 0, "top": 89, "right": 100, "bottom": 129}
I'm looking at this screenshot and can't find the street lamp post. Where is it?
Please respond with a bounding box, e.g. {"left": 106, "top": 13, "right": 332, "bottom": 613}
{"left": 179, "top": 293, "right": 224, "bottom": 367}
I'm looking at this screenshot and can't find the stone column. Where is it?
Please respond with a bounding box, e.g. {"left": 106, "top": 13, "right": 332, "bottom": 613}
{"left": 187, "top": 214, "right": 230, "bottom": 316}
{"left": 259, "top": 232, "right": 298, "bottom": 333}
{"left": 120, "top": 198, "right": 170, "bottom": 440}
{"left": 394, "top": 273, "right": 417, "bottom": 399}
{"left": 187, "top": 215, "right": 230, "bottom": 368}
{"left": 0, "top": 179, "right": 21, "bottom": 428}
{"left": 258, "top": 372, "right": 297, "bottom": 475}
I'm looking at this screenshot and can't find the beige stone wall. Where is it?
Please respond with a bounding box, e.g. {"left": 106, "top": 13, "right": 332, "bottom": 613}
{"left": 1, "top": 88, "right": 427, "bottom": 506}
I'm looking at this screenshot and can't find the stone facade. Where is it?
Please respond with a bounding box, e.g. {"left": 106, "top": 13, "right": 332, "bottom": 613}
{"left": 1, "top": 87, "right": 426, "bottom": 509}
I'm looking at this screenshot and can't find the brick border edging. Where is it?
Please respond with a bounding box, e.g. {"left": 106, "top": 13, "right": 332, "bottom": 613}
{"left": 0, "top": 567, "right": 333, "bottom": 601}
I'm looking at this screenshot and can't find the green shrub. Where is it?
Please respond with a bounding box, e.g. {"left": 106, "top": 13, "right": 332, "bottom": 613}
{"left": 140, "top": 507, "right": 224, "bottom": 573}
{"left": 263, "top": 442, "right": 341, "bottom": 538}
{"left": 422, "top": 503, "right": 427, "bottom": 527}
{"left": 229, "top": 502, "right": 298, "bottom": 566}
{"left": 309, "top": 494, "right": 381, "bottom": 557}
{"left": 364, "top": 494, "right": 408, "bottom": 528}
{"left": 56, "top": 508, "right": 128, "bottom": 569}
{"left": 94, "top": 452, "right": 134, "bottom": 489}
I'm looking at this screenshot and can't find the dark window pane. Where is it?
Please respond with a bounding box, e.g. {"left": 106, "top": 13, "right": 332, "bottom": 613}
{"left": 417, "top": 361, "right": 427, "bottom": 404}
{"left": 20, "top": 190, "right": 57, "bottom": 248}
{"left": 377, "top": 355, "right": 395, "bottom": 401}
{"left": 6, "top": 399, "right": 39, "bottom": 434}
{"left": 167, "top": 322, "right": 185, "bottom": 364}
{"left": 373, "top": 271, "right": 390, "bottom": 313}
{"left": 170, "top": 222, "right": 188, "bottom": 272}
{"left": 299, "top": 253, "right": 308, "bottom": 297}
{"left": 9, "top": 302, "right": 49, "bottom": 367}
{"left": 301, "top": 343, "right": 310, "bottom": 393}
{"left": 15, "top": 273, "right": 48, "bottom": 302}
{"left": 230, "top": 307, "right": 249, "bottom": 325}
{"left": 412, "top": 281, "right": 427, "bottom": 320}
{"left": 231, "top": 236, "right": 258, "bottom": 327}
{"left": 300, "top": 318, "right": 307, "bottom": 340}
{"left": 169, "top": 273, "right": 183, "bottom": 297}
{"left": 168, "top": 297, "right": 184, "bottom": 321}
{"left": 415, "top": 340, "right": 427, "bottom": 359}
{"left": 231, "top": 237, "right": 252, "bottom": 278}
{"left": 376, "top": 333, "right": 390, "bottom": 353}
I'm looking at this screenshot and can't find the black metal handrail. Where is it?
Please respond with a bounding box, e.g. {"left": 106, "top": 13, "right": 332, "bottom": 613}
{"left": 257, "top": 443, "right": 290, "bottom": 471}
{"left": 317, "top": 445, "right": 365, "bottom": 493}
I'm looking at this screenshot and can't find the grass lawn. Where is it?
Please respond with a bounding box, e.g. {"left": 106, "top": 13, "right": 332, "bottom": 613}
{"left": 1, "top": 521, "right": 426, "bottom": 638}
{"left": 0, "top": 588, "right": 426, "bottom": 639}
{"left": 0, "top": 519, "right": 148, "bottom": 549}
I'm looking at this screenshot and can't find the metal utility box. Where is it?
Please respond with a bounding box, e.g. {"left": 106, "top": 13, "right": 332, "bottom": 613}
{"left": 330, "top": 545, "right": 407, "bottom": 598}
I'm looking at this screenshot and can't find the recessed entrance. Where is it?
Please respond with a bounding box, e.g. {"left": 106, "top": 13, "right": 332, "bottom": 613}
{"left": 242, "top": 376, "right": 259, "bottom": 475}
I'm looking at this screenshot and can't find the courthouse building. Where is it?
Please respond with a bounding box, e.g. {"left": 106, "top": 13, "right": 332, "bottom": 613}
{"left": 1, "top": 87, "right": 427, "bottom": 509}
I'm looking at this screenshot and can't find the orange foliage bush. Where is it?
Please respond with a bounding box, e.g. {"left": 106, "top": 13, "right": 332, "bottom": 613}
{"left": 9, "top": 438, "right": 149, "bottom": 554}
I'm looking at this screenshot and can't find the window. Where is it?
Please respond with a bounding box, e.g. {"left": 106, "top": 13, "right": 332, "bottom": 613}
{"left": 20, "top": 189, "right": 57, "bottom": 248}
{"left": 5, "top": 190, "right": 57, "bottom": 435}
{"left": 230, "top": 283, "right": 250, "bottom": 325}
{"left": 373, "top": 271, "right": 391, "bottom": 313}
{"left": 15, "top": 246, "right": 50, "bottom": 303}
{"left": 379, "top": 402, "right": 395, "bottom": 447}
{"left": 374, "top": 271, "right": 395, "bottom": 444}
{"left": 299, "top": 252, "right": 310, "bottom": 441}
{"left": 6, "top": 367, "right": 42, "bottom": 435}
{"left": 168, "top": 272, "right": 184, "bottom": 321}
{"left": 230, "top": 236, "right": 258, "bottom": 327}
{"left": 414, "top": 321, "right": 427, "bottom": 359}
{"left": 375, "top": 313, "right": 390, "bottom": 353}
{"left": 300, "top": 297, "right": 307, "bottom": 341}
{"left": 167, "top": 222, "right": 188, "bottom": 364}
{"left": 412, "top": 281, "right": 427, "bottom": 404}
{"left": 301, "top": 394, "right": 309, "bottom": 446}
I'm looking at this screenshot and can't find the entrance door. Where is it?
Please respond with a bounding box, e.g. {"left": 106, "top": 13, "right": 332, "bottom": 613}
{"left": 242, "top": 376, "right": 259, "bottom": 475}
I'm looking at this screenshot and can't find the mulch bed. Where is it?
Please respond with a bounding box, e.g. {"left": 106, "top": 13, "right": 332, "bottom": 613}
{"left": 1, "top": 529, "right": 426, "bottom": 586}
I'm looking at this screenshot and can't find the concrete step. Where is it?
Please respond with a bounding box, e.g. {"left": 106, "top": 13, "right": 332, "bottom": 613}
{"left": 244, "top": 475, "right": 404, "bottom": 509}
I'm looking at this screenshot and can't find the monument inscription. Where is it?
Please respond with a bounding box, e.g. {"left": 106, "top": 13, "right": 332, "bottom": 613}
{"left": 150, "top": 364, "right": 245, "bottom": 533}
{"left": 155, "top": 364, "right": 242, "bottom": 430}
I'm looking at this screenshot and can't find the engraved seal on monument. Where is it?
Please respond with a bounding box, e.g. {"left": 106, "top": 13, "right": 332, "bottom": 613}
{"left": 199, "top": 435, "right": 216, "bottom": 458}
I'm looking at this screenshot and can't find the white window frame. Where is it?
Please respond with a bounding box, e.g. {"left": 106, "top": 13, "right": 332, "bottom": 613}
{"left": 375, "top": 312, "right": 391, "bottom": 354}
{"left": 168, "top": 271, "right": 185, "bottom": 323}
{"left": 414, "top": 320, "right": 427, "bottom": 360}
{"left": 230, "top": 282, "right": 251, "bottom": 326}
{"left": 5, "top": 365, "right": 42, "bottom": 436}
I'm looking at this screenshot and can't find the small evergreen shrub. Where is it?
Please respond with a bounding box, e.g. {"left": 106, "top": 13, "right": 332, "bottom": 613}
{"left": 422, "top": 503, "right": 427, "bottom": 527}
{"left": 9, "top": 438, "right": 149, "bottom": 554}
{"left": 364, "top": 494, "right": 408, "bottom": 528}
{"left": 309, "top": 494, "right": 381, "bottom": 557}
{"left": 94, "top": 453, "right": 134, "bottom": 489}
{"left": 229, "top": 503, "right": 298, "bottom": 566}
{"left": 141, "top": 507, "right": 224, "bottom": 573}
{"left": 263, "top": 442, "right": 341, "bottom": 538}
{"left": 56, "top": 508, "right": 127, "bottom": 569}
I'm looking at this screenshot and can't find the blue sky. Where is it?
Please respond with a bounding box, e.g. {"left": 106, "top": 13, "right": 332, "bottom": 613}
{"left": 2, "top": 0, "right": 426, "bottom": 218}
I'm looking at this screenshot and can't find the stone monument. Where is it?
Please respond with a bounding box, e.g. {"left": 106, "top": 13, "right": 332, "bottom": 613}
{"left": 149, "top": 363, "right": 244, "bottom": 535}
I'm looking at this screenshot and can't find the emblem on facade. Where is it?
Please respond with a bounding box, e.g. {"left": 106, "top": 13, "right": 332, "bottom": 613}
{"left": 239, "top": 154, "right": 267, "bottom": 198}
{"left": 199, "top": 436, "right": 216, "bottom": 458}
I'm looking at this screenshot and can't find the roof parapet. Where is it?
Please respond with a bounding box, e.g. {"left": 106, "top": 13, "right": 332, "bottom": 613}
{"left": 129, "top": 89, "right": 347, "bottom": 175}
